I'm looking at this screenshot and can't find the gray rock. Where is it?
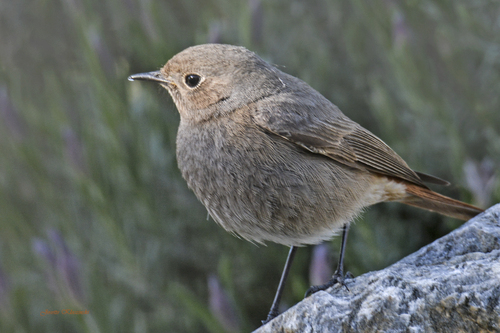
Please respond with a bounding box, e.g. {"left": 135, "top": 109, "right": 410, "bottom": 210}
{"left": 256, "top": 204, "right": 500, "bottom": 333}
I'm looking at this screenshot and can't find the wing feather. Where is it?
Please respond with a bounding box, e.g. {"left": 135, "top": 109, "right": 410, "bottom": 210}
{"left": 252, "top": 91, "right": 426, "bottom": 187}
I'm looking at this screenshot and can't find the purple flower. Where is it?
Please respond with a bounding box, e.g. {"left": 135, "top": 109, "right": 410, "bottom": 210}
{"left": 309, "top": 244, "right": 332, "bottom": 286}
{"left": 208, "top": 274, "right": 241, "bottom": 332}
{"left": 32, "top": 230, "right": 84, "bottom": 302}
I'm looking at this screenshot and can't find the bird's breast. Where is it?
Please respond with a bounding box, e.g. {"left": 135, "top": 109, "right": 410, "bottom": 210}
{"left": 175, "top": 117, "right": 378, "bottom": 246}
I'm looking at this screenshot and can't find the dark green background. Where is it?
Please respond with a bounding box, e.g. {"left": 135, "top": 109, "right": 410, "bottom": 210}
{"left": 0, "top": 0, "right": 498, "bottom": 332}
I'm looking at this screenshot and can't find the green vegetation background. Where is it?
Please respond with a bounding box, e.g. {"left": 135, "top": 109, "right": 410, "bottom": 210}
{"left": 0, "top": 0, "right": 498, "bottom": 332}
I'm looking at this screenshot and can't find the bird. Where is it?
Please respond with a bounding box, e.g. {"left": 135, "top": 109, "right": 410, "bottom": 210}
{"left": 128, "top": 44, "right": 483, "bottom": 324}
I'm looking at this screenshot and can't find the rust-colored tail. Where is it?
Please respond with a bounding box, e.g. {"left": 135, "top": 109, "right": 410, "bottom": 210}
{"left": 402, "top": 183, "right": 484, "bottom": 221}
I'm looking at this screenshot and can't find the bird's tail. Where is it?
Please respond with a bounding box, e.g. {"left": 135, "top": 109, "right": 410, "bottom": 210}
{"left": 402, "top": 183, "right": 483, "bottom": 221}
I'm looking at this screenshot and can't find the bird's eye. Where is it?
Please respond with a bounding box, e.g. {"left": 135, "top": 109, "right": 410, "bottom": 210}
{"left": 184, "top": 74, "right": 201, "bottom": 88}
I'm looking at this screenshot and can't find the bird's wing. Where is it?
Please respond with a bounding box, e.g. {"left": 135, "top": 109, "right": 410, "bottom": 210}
{"left": 251, "top": 92, "right": 427, "bottom": 187}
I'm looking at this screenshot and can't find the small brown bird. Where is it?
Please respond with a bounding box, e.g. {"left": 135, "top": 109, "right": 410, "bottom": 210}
{"left": 128, "top": 44, "right": 483, "bottom": 324}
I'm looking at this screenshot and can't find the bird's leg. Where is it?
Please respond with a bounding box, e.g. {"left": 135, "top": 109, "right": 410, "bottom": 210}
{"left": 305, "top": 224, "right": 351, "bottom": 297}
{"left": 262, "top": 246, "right": 298, "bottom": 324}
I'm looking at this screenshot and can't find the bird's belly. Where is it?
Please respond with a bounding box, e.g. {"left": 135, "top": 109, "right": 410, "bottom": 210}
{"left": 176, "top": 122, "right": 376, "bottom": 246}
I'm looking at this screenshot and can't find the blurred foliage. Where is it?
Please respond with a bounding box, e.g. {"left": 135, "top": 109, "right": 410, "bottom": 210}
{"left": 0, "top": 0, "right": 499, "bottom": 332}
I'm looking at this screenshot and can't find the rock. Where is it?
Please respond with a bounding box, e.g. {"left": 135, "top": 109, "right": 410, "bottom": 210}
{"left": 255, "top": 204, "right": 500, "bottom": 333}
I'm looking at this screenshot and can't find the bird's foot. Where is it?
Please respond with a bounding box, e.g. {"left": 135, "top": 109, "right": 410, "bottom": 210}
{"left": 304, "top": 270, "right": 353, "bottom": 298}
{"left": 261, "top": 309, "right": 279, "bottom": 325}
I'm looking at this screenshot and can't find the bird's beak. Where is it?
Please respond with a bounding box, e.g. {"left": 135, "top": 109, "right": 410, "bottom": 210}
{"left": 128, "top": 71, "right": 172, "bottom": 85}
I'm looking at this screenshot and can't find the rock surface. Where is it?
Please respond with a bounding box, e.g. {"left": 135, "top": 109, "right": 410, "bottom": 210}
{"left": 255, "top": 204, "right": 500, "bottom": 333}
